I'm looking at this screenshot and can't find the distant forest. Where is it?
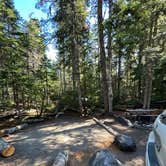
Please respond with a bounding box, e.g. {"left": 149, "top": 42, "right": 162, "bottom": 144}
{"left": 0, "top": 0, "right": 166, "bottom": 116}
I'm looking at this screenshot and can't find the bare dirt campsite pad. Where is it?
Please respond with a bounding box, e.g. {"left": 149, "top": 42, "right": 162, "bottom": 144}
{"left": 0, "top": 117, "right": 149, "bottom": 166}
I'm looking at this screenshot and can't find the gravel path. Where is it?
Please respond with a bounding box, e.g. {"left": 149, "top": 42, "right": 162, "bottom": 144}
{"left": 0, "top": 117, "right": 149, "bottom": 166}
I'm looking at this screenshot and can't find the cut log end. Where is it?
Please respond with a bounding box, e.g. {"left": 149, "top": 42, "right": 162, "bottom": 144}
{"left": 52, "top": 151, "right": 69, "bottom": 166}
{"left": 1, "top": 145, "right": 15, "bottom": 157}
{"left": 115, "top": 134, "right": 136, "bottom": 152}
{"left": 0, "top": 138, "right": 15, "bottom": 157}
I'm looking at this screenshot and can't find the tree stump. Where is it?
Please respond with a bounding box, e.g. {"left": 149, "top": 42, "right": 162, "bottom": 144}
{"left": 115, "top": 134, "right": 136, "bottom": 152}
{"left": 0, "top": 138, "right": 15, "bottom": 157}
{"left": 89, "top": 149, "right": 121, "bottom": 166}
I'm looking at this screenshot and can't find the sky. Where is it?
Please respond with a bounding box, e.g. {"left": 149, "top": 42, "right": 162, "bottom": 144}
{"left": 14, "top": 0, "right": 57, "bottom": 61}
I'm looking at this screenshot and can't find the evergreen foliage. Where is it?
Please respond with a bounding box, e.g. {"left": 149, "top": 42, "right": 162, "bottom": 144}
{"left": 0, "top": 0, "right": 165, "bottom": 115}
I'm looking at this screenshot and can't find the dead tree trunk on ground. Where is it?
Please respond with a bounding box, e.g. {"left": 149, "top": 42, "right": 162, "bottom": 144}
{"left": 52, "top": 151, "right": 68, "bottom": 166}
{"left": 93, "top": 117, "right": 136, "bottom": 152}
{"left": 0, "top": 123, "right": 28, "bottom": 137}
{"left": 0, "top": 138, "right": 15, "bottom": 157}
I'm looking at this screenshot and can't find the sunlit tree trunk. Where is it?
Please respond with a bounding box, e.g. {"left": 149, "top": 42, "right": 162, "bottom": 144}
{"left": 138, "top": 42, "right": 144, "bottom": 101}
{"left": 143, "top": 12, "right": 158, "bottom": 109}
{"left": 71, "top": 0, "right": 83, "bottom": 113}
{"left": 107, "top": 0, "right": 113, "bottom": 113}
{"left": 98, "top": 0, "right": 109, "bottom": 113}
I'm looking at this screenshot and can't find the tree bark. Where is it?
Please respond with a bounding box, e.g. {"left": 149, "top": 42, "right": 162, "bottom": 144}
{"left": 63, "top": 64, "right": 66, "bottom": 93}
{"left": 0, "top": 123, "right": 28, "bottom": 137}
{"left": 93, "top": 117, "right": 118, "bottom": 136}
{"left": 117, "top": 46, "right": 122, "bottom": 101}
{"left": 107, "top": 0, "right": 113, "bottom": 113}
{"left": 98, "top": 0, "right": 109, "bottom": 113}
{"left": 71, "top": 0, "right": 84, "bottom": 114}
{"left": 143, "top": 13, "right": 158, "bottom": 109}
{"left": 60, "top": 66, "right": 63, "bottom": 94}
{"left": 138, "top": 42, "right": 144, "bottom": 101}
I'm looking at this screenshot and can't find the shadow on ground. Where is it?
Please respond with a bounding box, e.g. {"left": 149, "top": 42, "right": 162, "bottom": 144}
{"left": 0, "top": 117, "right": 149, "bottom": 166}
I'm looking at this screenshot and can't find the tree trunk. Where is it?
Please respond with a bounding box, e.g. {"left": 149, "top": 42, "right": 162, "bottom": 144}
{"left": 72, "top": 57, "right": 76, "bottom": 91}
{"left": 93, "top": 118, "right": 136, "bottom": 152}
{"left": 98, "top": 0, "right": 109, "bottom": 113}
{"left": 0, "top": 123, "right": 28, "bottom": 137}
{"left": 117, "top": 46, "right": 122, "bottom": 102}
{"left": 93, "top": 117, "right": 118, "bottom": 136}
{"left": 75, "top": 44, "right": 84, "bottom": 114}
{"left": 40, "top": 93, "right": 45, "bottom": 117}
{"left": 143, "top": 13, "right": 158, "bottom": 109}
{"left": 63, "top": 64, "right": 66, "bottom": 93}
{"left": 71, "top": 0, "right": 83, "bottom": 114}
{"left": 107, "top": 0, "right": 113, "bottom": 113}
{"left": 0, "top": 138, "right": 15, "bottom": 157}
{"left": 60, "top": 66, "right": 63, "bottom": 94}
{"left": 45, "top": 69, "right": 49, "bottom": 105}
{"left": 138, "top": 42, "right": 144, "bottom": 101}
{"left": 144, "top": 19, "right": 153, "bottom": 110}
{"left": 143, "top": 62, "right": 153, "bottom": 109}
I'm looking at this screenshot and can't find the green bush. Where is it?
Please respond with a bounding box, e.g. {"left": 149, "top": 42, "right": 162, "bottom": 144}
{"left": 57, "top": 90, "right": 79, "bottom": 111}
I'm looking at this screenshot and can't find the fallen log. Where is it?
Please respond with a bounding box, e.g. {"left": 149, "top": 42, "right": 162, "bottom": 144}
{"left": 0, "top": 112, "right": 17, "bottom": 121}
{"left": 0, "top": 123, "right": 28, "bottom": 137}
{"left": 0, "top": 138, "right": 15, "bottom": 157}
{"left": 22, "top": 118, "right": 44, "bottom": 124}
{"left": 126, "top": 109, "right": 158, "bottom": 115}
{"left": 89, "top": 149, "right": 121, "bottom": 166}
{"left": 93, "top": 118, "right": 136, "bottom": 152}
{"left": 113, "top": 115, "right": 133, "bottom": 127}
{"left": 55, "top": 112, "right": 65, "bottom": 118}
{"left": 52, "top": 151, "right": 68, "bottom": 166}
{"left": 93, "top": 118, "right": 118, "bottom": 136}
{"left": 132, "top": 122, "right": 153, "bottom": 130}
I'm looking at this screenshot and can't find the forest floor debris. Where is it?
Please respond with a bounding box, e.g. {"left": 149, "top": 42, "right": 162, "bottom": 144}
{"left": 0, "top": 116, "right": 149, "bottom": 166}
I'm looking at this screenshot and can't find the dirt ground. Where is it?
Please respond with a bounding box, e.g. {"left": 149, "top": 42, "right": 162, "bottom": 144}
{"left": 0, "top": 117, "right": 150, "bottom": 166}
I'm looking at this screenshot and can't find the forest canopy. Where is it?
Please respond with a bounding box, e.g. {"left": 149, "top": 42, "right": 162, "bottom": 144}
{"left": 0, "top": 0, "right": 166, "bottom": 116}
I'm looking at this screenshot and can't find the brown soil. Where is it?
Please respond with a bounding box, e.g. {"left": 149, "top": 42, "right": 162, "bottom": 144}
{"left": 0, "top": 117, "right": 149, "bottom": 166}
